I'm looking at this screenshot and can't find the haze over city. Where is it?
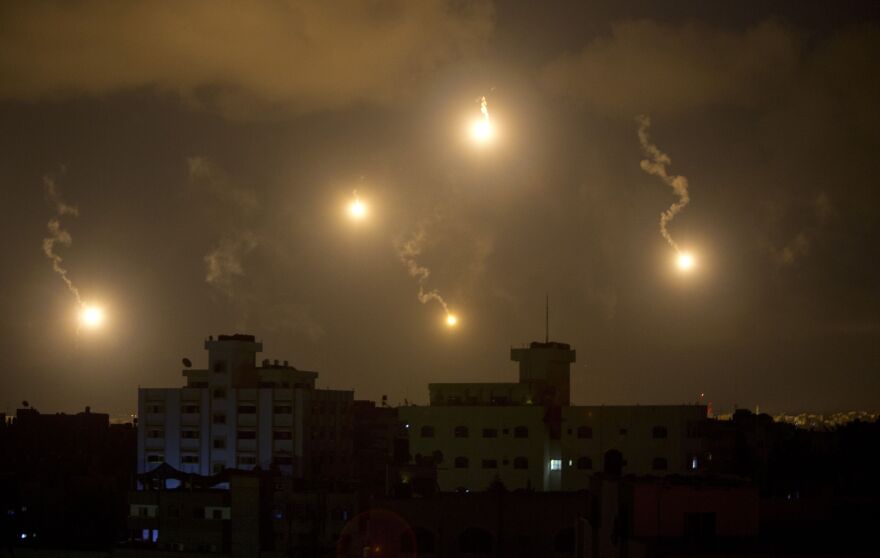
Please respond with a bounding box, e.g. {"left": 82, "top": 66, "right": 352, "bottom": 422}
{"left": 1, "top": 0, "right": 878, "bottom": 418}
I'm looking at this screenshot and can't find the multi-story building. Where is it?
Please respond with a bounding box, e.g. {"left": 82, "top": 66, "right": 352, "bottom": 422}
{"left": 137, "top": 334, "right": 353, "bottom": 482}
{"left": 400, "top": 340, "right": 707, "bottom": 492}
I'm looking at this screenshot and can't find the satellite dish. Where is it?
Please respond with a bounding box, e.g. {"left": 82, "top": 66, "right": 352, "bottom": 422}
{"left": 182, "top": 358, "right": 192, "bottom": 368}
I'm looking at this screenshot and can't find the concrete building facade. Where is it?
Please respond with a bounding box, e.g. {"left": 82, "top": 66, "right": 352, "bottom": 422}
{"left": 137, "top": 334, "right": 353, "bottom": 481}
{"left": 400, "top": 341, "right": 707, "bottom": 492}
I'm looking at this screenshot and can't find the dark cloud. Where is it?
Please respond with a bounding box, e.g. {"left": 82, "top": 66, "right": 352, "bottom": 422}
{"left": 0, "top": 0, "right": 494, "bottom": 116}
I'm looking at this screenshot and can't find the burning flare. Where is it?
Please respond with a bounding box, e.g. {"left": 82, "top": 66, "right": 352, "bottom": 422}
{"left": 471, "top": 96, "right": 493, "bottom": 143}
{"left": 348, "top": 190, "right": 366, "bottom": 220}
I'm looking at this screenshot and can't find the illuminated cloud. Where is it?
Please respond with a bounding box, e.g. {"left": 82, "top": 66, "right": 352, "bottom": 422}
{"left": 0, "top": 0, "right": 494, "bottom": 117}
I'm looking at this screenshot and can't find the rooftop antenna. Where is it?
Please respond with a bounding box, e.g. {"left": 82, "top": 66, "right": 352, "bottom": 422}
{"left": 545, "top": 293, "right": 549, "bottom": 343}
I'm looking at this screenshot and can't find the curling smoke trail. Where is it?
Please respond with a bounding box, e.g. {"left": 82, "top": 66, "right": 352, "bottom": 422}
{"left": 42, "top": 176, "right": 82, "bottom": 305}
{"left": 480, "top": 96, "right": 489, "bottom": 124}
{"left": 637, "top": 115, "right": 690, "bottom": 253}
{"left": 396, "top": 227, "right": 450, "bottom": 315}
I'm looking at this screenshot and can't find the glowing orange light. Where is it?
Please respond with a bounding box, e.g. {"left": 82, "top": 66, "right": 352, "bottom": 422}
{"left": 445, "top": 314, "right": 458, "bottom": 327}
{"left": 80, "top": 305, "right": 104, "bottom": 329}
{"left": 676, "top": 252, "right": 695, "bottom": 271}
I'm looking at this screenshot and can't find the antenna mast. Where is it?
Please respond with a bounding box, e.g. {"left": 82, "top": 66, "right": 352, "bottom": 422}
{"left": 545, "top": 293, "right": 549, "bottom": 343}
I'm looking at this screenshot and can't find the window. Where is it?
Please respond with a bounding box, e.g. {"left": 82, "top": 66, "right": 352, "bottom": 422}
{"left": 237, "top": 430, "right": 257, "bottom": 439}
{"left": 237, "top": 454, "right": 257, "bottom": 466}
{"left": 420, "top": 425, "right": 435, "bottom": 438}
{"left": 273, "top": 405, "right": 292, "bottom": 414}
{"left": 213, "top": 388, "right": 226, "bottom": 399}
{"left": 513, "top": 456, "right": 528, "bottom": 469}
{"left": 213, "top": 361, "right": 226, "bottom": 373}
{"left": 213, "top": 438, "right": 226, "bottom": 449}
{"left": 482, "top": 428, "right": 498, "bottom": 438}
{"left": 481, "top": 459, "right": 498, "bottom": 469}
{"left": 182, "top": 454, "right": 199, "bottom": 464}
{"left": 212, "top": 509, "right": 223, "bottom": 520}
{"left": 183, "top": 404, "right": 200, "bottom": 414}
{"left": 147, "top": 454, "right": 164, "bottom": 463}
{"left": 577, "top": 457, "right": 593, "bottom": 470}
{"left": 454, "top": 425, "right": 469, "bottom": 438}
{"left": 181, "top": 430, "right": 200, "bottom": 439}
{"left": 514, "top": 426, "right": 529, "bottom": 438}
{"left": 147, "top": 404, "right": 163, "bottom": 414}
{"left": 147, "top": 429, "right": 163, "bottom": 439}
{"left": 652, "top": 426, "right": 668, "bottom": 439}
{"left": 275, "top": 455, "right": 293, "bottom": 465}
{"left": 212, "top": 463, "right": 224, "bottom": 474}
{"left": 237, "top": 404, "right": 257, "bottom": 414}
{"left": 652, "top": 457, "right": 668, "bottom": 471}
{"left": 273, "top": 430, "right": 293, "bottom": 440}
{"left": 212, "top": 413, "right": 226, "bottom": 424}
{"left": 619, "top": 428, "right": 628, "bottom": 435}
{"left": 550, "top": 459, "right": 562, "bottom": 471}
{"left": 577, "top": 426, "right": 593, "bottom": 439}
{"left": 454, "top": 456, "right": 469, "bottom": 468}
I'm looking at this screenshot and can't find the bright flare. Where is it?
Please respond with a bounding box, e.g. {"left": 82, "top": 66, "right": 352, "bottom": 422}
{"left": 677, "top": 252, "right": 695, "bottom": 271}
{"left": 471, "top": 96, "right": 493, "bottom": 143}
{"left": 445, "top": 314, "right": 458, "bottom": 327}
{"left": 80, "top": 305, "right": 104, "bottom": 328}
{"left": 348, "top": 191, "right": 367, "bottom": 220}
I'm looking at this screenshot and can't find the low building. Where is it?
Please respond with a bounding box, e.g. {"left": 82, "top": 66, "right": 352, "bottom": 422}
{"left": 400, "top": 340, "right": 707, "bottom": 492}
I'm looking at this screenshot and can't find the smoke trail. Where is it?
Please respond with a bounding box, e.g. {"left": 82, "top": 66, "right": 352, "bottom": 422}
{"left": 396, "top": 227, "right": 450, "bottom": 314}
{"left": 42, "top": 176, "right": 82, "bottom": 304}
{"left": 480, "top": 96, "right": 489, "bottom": 124}
{"left": 637, "top": 115, "right": 690, "bottom": 253}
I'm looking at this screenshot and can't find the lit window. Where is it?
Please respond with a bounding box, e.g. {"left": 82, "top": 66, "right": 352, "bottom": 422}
{"left": 691, "top": 457, "right": 699, "bottom": 470}
{"left": 550, "top": 459, "right": 562, "bottom": 471}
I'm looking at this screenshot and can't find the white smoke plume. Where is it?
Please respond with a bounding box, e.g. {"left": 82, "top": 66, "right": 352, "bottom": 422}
{"left": 637, "top": 115, "right": 690, "bottom": 252}
{"left": 396, "top": 226, "right": 450, "bottom": 314}
{"left": 204, "top": 233, "right": 258, "bottom": 297}
{"left": 42, "top": 176, "right": 82, "bottom": 304}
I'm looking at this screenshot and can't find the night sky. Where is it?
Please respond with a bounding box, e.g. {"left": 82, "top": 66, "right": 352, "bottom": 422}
{"left": 1, "top": 1, "right": 878, "bottom": 417}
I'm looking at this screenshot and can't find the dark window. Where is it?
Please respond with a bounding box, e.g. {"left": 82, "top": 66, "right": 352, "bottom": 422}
{"left": 604, "top": 449, "right": 623, "bottom": 475}
{"left": 146, "top": 454, "right": 164, "bottom": 463}
{"left": 482, "top": 428, "right": 498, "bottom": 438}
{"left": 147, "top": 404, "right": 163, "bottom": 413}
{"left": 213, "top": 361, "right": 226, "bottom": 373}
{"left": 481, "top": 459, "right": 498, "bottom": 469}
{"left": 455, "top": 456, "right": 469, "bottom": 468}
{"left": 212, "top": 463, "right": 224, "bottom": 474}
{"left": 577, "top": 456, "right": 593, "bottom": 470}
{"left": 182, "top": 404, "right": 199, "bottom": 414}
{"left": 513, "top": 456, "right": 528, "bottom": 469}
{"left": 420, "top": 425, "right": 435, "bottom": 438}
{"left": 147, "top": 429, "right": 163, "bottom": 438}
{"left": 454, "top": 425, "right": 469, "bottom": 438}
{"left": 652, "top": 425, "right": 668, "bottom": 439}
{"left": 514, "top": 426, "right": 529, "bottom": 438}
{"left": 182, "top": 455, "right": 199, "bottom": 464}
{"left": 652, "top": 457, "right": 668, "bottom": 471}
{"left": 213, "top": 438, "right": 225, "bottom": 449}
{"left": 577, "top": 426, "right": 593, "bottom": 439}
{"left": 237, "top": 430, "right": 257, "bottom": 439}
{"left": 619, "top": 427, "right": 628, "bottom": 435}
{"left": 237, "top": 404, "right": 257, "bottom": 414}
{"left": 212, "top": 413, "right": 226, "bottom": 424}
{"left": 212, "top": 509, "right": 223, "bottom": 520}
{"left": 275, "top": 455, "right": 293, "bottom": 465}
{"left": 213, "top": 388, "right": 226, "bottom": 399}
{"left": 459, "top": 527, "right": 494, "bottom": 554}
{"left": 273, "top": 430, "right": 293, "bottom": 440}
{"left": 273, "top": 405, "right": 292, "bottom": 414}
{"left": 181, "top": 430, "right": 200, "bottom": 439}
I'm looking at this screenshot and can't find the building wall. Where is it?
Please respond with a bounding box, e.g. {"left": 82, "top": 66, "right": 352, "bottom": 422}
{"left": 399, "top": 406, "right": 548, "bottom": 491}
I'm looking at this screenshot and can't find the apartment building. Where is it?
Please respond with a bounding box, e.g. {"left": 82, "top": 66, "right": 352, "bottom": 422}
{"left": 400, "top": 340, "right": 707, "bottom": 492}
{"left": 137, "top": 334, "right": 353, "bottom": 481}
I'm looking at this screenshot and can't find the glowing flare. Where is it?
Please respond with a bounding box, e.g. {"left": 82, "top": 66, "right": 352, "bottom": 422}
{"left": 445, "top": 314, "right": 458, "bottom": 327}
{"left": 348, "top": 191, "right": 366, "bottom": 220}
{"left": 471, "top": 96, "right": 493, "bottom": 143}
{"left": 676, "top": 252, "right": 695, "bottom": 271}
{"left": 80, "top": 305, "right": 104, "bottom": 328}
